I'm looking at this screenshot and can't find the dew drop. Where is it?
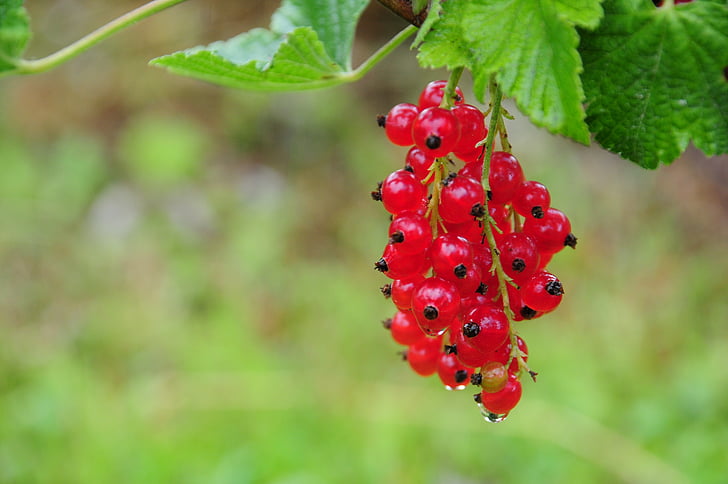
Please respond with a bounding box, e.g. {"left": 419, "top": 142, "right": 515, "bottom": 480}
{"left": 476, "top": 402, "right": 508, "bottom": 423}
{"left": 444, "top": 384, "right": 467, "bottom": 391}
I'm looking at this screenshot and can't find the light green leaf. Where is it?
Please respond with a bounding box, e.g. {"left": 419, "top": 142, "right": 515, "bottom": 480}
{"left": 0, "top": 0, "right": 30, "bottom": 72}
{"left": 151, "top": 0, "right": 369, "bottom": 90}
{"left": 580, "top": 1, "right": 728, "bottom": 167}
{"left": 554, "top": 0, "right": 604, "bottom": 29}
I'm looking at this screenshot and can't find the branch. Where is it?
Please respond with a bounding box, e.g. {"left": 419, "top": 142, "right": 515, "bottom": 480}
{"left": 376, "top": 0, "right": 428, "bottom": 27}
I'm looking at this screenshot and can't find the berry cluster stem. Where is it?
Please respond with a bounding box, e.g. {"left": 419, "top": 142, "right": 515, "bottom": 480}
{"left": 439, "top": 67, "right": 465, "bottom": 109}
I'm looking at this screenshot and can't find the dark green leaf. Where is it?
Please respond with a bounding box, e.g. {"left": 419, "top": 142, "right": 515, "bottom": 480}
{"left": 0, "top": 0, "right": 30, "bottom": 72}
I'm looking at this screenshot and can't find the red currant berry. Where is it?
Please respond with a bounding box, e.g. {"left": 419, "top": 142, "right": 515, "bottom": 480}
{"left": 388, "top": 212, "right": 432, "bottom": 255}
{"left": 498, "top": 233, "right": 540, "bottom": 285}
{"left": 384, "top": 103, "right": 419, "bottom": 146}
{"left": 488, "top": 203, "right": 512, "bottom": 236}
{"left": 412, "top": 107, "right": 461, "bottom": 158}
{"left": 479, "top": 361, "right": 508, "bottom": 393}
{"left": 437, "top": 352, "right": 473, "bottom": 390}
{"left": 418, "top": 80, "right": 465, "bottom": 110}
{"left": 449, "top": 326, "right": 489, "bottom": 368}
{"left": 439, "top": 174, "right": 486, "bottom": 224}
{"left": 513, "top": 181, "right": 551, "bottom": 219}
{"left": 451, "top": 263, "right": 482, "bottom": 296}
{"left": 489, "top": 335, "right": 529, "bottom": 373}
{"left": 461, "top": 304, "right": 510, "bottom": 353}
{"left": 489, "top": 151, "right": 525, "bottom": 204}
{"left": 431, "top": 234, "right": 475, "bottom": 282}
{"left": 380, "top": 169, "right": 428, "bottom": 215}
{"left": 442, "top": 218, "right": 483, "bottom": 244}
{"left": 405, "top": 146, "right": 435, "bottom": 184}
{"left": 390, "top": 274, "right": 426, "bottom": 311}
{"left": 452, "top": 104, "right": 487, "bottom": 154}
{"left": 406, "top": 335, "right": 443, "bottom": 376}
{"left": 411, "top": 277, "right": 461, "bottom": 335}
{"left": 479, "top": 374, "right": 522, "bottom": 414}
{"left": 522, "top": 207, "right": 572, "bottom": 254}
{"left": 375, "top": 243, "right": 430, "bottom": 280}
{"left": 521, "top": 271, "right": 564, "bottom": 312}
{"left": 458, "top": 158, "right": 484, "bottom": 180}
{"left": 389, "top": 310, "right": 425, "bottom": 345}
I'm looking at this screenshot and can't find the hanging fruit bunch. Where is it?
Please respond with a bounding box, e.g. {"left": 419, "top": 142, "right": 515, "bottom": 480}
{"left": 374, "top": 77, "right": 576, "bottom": 421}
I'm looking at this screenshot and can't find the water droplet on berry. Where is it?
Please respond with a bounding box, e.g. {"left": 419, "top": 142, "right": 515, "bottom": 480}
{"left": 476, "top": 403, "right": 508, "bottom": 423}
{"left": 444, "top": 384, "right": 468, "bottom": 391}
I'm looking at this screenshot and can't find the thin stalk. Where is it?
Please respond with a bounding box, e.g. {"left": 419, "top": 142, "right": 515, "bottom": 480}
{"left": 13, "top": 0, "right": 190, "bottom": 75}
{"left": 439, "top": 66, "right": 464, "bottom": 109}
{"left": 345, "top": 25, "right": 418, "bottom": 81}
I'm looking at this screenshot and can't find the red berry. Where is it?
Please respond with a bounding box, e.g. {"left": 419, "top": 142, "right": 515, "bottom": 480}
{"left": 479, "top": 374, "right": 522, "bottom": 414}
{"left": 389, "top": 310, "right": 425, "bottom": 345}
{"left": 375, "top": 243, "right": 430, "bottom": 280}
{"left": 431, "top": 234, "right": 475, "bottom": 282}
{"left": 388, "top": 212, "right": 432, "bottom": 255}
{"left": 390, "top": 275, "right": 425, "bottom": 311}
{"left": 489, "top": 151, "right": 524, "bottom": 204}
{"left": 384, "top": 103, "right": 419, "bottom": 146}
{"left": 458, "top": 158, "right": 484, "bottom": 180}
{"left": 521, "top": 271, "right": 564, "bottom": 312}
{"left": 380, "top": 169, "right": 427, "bottom": 215}
{"left": 498, "top": 233, "right": 540, "bottom": 285}
{"left": 513, "top": 181, "right": 551, "bottom": 219}
{"left": 407, "top": 335, "right": 442, "bottom": 376}
{"left": 522, "top": 207, "right": 572, "bottom": 254}
{"left": 450, "top": 326, "right": 489, "bottom": 368}
{"left": 439, "top": 174, "right": 486, "bottom": 224}
{"left": 488, "top": 335, "right": 528, "bottom": 373}
{"left": 461, "top": 304, "right": 510, "bottom": 353}
{"left": 452, "top": 104, "right": 487, "bottom": 154}
{"left": 411, "top": 277, "right": 461, "bottom": 335}
{"left": 405, "top": 146, "right": 435, "bottom": 184}
{"left": 418, "top": 80, "right": 465, "bottom": 110}
{"left": 412, "top": 107, "right": 461, "bottom": 158}
{"left": 442, "top": 218, "right": 483, "bottom": 244}
{"left": 437, "top": 353, "right": 473, "bottom": 390}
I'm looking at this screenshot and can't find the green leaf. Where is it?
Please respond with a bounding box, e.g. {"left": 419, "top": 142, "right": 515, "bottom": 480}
{"left": 0, "top": 0, "right": 30, "bottom": 72}
{"left": 580, "top": 1, "right": 728, "bottom": 168}
{"left": 151, "top": 0, "right": 369, "bottom": 91}
{"left": 419, "top": 0, "right": 600, "bottom": 144}
{"left": 554, "top": 0, "right": 604, "bottom": 29}
{"left": 413, "top": 0, "right": 444, "bottom": 48}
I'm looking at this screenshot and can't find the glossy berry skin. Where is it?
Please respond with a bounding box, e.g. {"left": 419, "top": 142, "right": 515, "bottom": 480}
{"left": 489, "top": 151, "right": 525, "bottom": 204}
{"left": 458, "top": 158, "right": 484, "bottom": 180}
{"left": 439, "top": 174, "right": 486, "bottom": 224}
{"left": 461, "top": 304, "right": 510, "bottom": 353}
{"left": 437, "top": 353, "right": 473, "bottom": 389}
{"left": 450, "top": 326, "right": 489, "bottom": 368}
{"left": 411, "top": 277, "right": 461, "bottom": 335}
{"left": 521, "top": 271, "right": 564, "bottom": 312}
{"left": 388, "top": 212, "right": 432, "bottom": 255}
{"left": 405, "top": 146, "right": 435, "bottom": 184}
{"left": 479, "top": 361, "right": 508, "bottom": 393}
{"left": 498, "top": 233, "right": 540, "bottom": 285}
{"left": 452, "top": 104, "right": 487, "bottom": 154}
{"left": 442, "top": 218, "right": 483, "bottom": 244}
{"left": 380, "top": 169, "right": 427, "bottom": 215}
{"left": 384, "top": 103, "right": 419, "bottom": 146}
{"left": 418, "top": 80, "right": 465, "bottom": 110}
{"left": 522, "top": 207, "right": 572, "bottom": 254}
{"left": 376, "top": 244, "right": 430, "bottom": 280}
{"left": 489, "top": 335, "right": 529, "bottom": 373}
{"left": 479, "top": 375, "right": 522, "bottom": 414}
{"left": 389, "top": 310, "right": 425, "bottom": 345}
{"left": 412, "top": 107, "right": 461, "bottom": 158}
{"left": 407, "top": 335, "right": 443, "bottom": 376}
{"left": 513, "top": 181, "right": 551, "bottom": 219}
{"left": 390, "top": 275, "right": 425, "bottom": 311}
{"left": 431, "top": 234, "right": 474, "bottom": 282}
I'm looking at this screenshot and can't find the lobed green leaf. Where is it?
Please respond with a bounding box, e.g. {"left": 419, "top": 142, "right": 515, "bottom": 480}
{"left": 0, "top": 0, "right": 30, "bottom": 72}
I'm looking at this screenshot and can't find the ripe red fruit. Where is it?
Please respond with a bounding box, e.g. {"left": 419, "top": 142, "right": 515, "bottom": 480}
{"left": 513, "top": 181, "right": 551, "bottom": 219}
{"left": 384, "top": 103, "right": 419, "bottom": 146}
{"left": 389, "top": 310, "right": 425, "bottom": 345}
{"left": 418, "top": 80, "right": 465, "bottom": 109}
{"left": 375, "top": 243, "right": 430, "bottom": 280}
{"left": 522, "top": 207, "right": 572, "bottom": 254}
{"left": 380, "top": 169, "right": 428, "bottom": 215}
{"left": 412, "top": 107, "right": 461, "bottom": 158}
{"left": 498, "top": 233, "right": 540, "bottom": 285}
{"left": 407, "top": 336, "right": 443, "bottom": 376}
{"left": 461, "top": 304, "right": 510, "bottom": 353}
{"left": 439, "top": 174, "right": 486, "bottom": 224}
{"left": 489, "top": 151, "right": 525, "bottom": 204}
{"left": 431, "top": 234, "right": 475, "bottom": 282}
{"left": 479, "top": 375, "right": 522, "bottom": 414}
{"left": 452, "top": 104, "right": 487, "bottom": 154}
{"left": 450, "top": 326, "right": 489, "bottom": 368}
{"left": 404, "top": 146, "right": 435, "bottom": 184}
{"left": 521, "top": 271, "right": 564, "bottom": 312}
{"left": 390, "top": 275, "right": 426, "bottom": 311}
{"left": 437, "top": 352, "right": 473, "bottom": 390}
{"left": 388, "top": 212, "right": 432, "bottom": 255}
{"left": 411, "top": 277, "right": 461, "bottom": 335}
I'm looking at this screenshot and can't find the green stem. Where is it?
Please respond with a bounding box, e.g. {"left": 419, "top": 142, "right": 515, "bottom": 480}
{"left": 345, "top": 25, "right": 418, "bottom": 82}
{"left": 439, "top": 66, "right": 464, "bottom": 109}
{"left": 11, "top": 0, "right": 190, "bottom": 75}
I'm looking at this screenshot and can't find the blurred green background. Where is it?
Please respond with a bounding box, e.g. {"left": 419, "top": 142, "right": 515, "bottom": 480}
{"left": 1, "top": 1, "right": 727, "bottom": 483}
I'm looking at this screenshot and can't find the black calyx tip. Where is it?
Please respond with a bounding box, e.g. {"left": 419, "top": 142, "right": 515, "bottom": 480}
{"left": 442, "top": 173, "right": 456, "bottom": 186}
{"left": 545, "top": 280, "right": 564, "bottom": 296}
{"left": 531, "top": 206, "right": 544, "bottom": 219}
{"left": 455, "top": 370, "right": 469, "bottom": 383}
{"left": 476, "top": 282, "right": 488, "bottom": 295}
{"left": 486, "top": 190, "right": 493, "bottom": 201}
{"left": 389, "top": 230, "right": 405, "bottom": 244}
{"left": 453, "top": 263, "right": 468, "bottom": 279}
{"left": 403, "top": 165, "right": 415, "bottom": 173}
{"left": 564, "top": 233, "right": 578, "bottom": 249}
{"left": 454, "top": 93, "right": 463, "bottom": 103}
{"left": 470, "top": 373, "right": 483, "bottom": 386}
{"left": 382, "top": 318, "right": 392, "bottom": 330}
{"left": 399, "top": 350, "right": 408, "bottom": 361}
{"left": 473, "top": 393, "right": 482, "bottom": 403}
{"left": 444, "top": 344, "right": 457, "bottom": 355}
{"left": 371, "top": 181, "right": 382, "bottom": 201}
{"left": 425, "top": 135, "right": 442, "bottom": 150}
{"left": 470, "top": 203, "right": 486, "bottom": 218}
{"left": 511, "top": 258, "right": 526, "bottom": 273}
{"left": 463, "top": 322, "right": 480, "bottom": 338}
{"left": 520, "top": 305, "right": 538, "bottom": 320}
{"left": 380, "top": 284, "right": 392, "bottom": 298}
{"left": 423, "top": 305, "right": 439, "bottom": 320}
{"left": 374, "top": 258, "right": 388, "bottom": 272}
{"left": 376, "top": 114, "right": 386, "bottom": 127}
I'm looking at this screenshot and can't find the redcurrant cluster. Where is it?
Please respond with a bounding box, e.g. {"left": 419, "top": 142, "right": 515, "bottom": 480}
{"left": 374, "top": 80, "right": 576, "bottom": 420}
